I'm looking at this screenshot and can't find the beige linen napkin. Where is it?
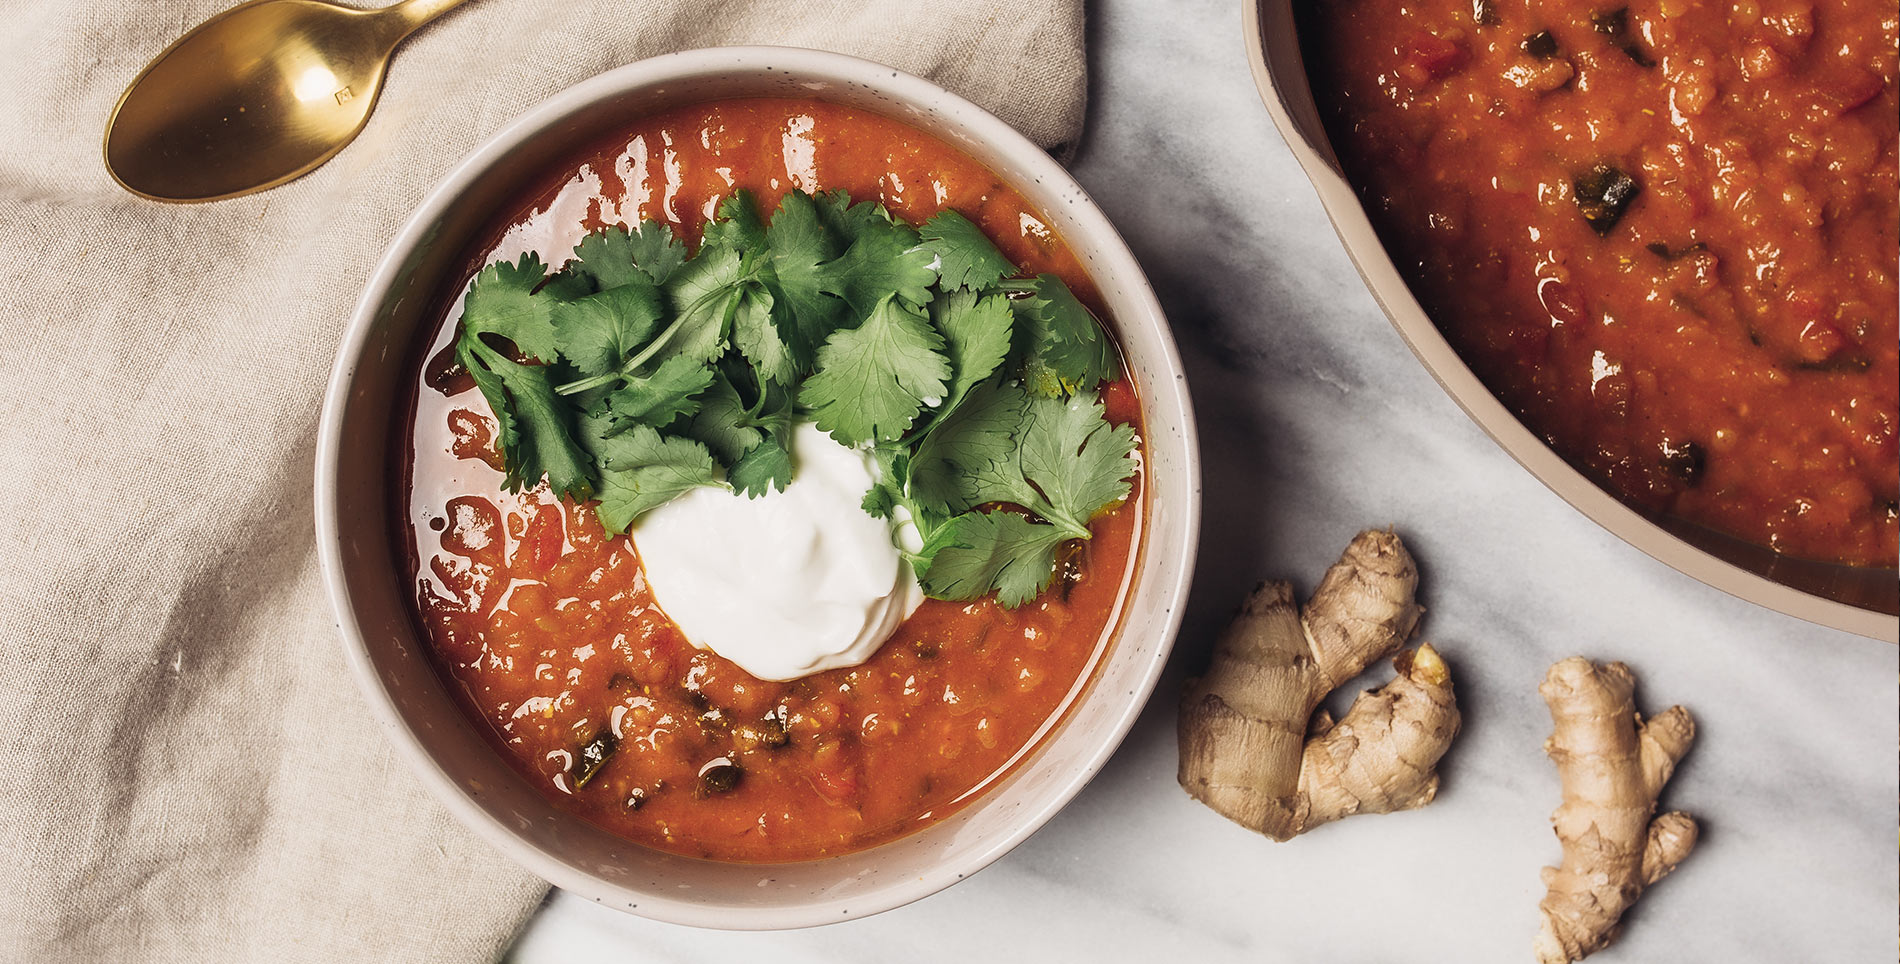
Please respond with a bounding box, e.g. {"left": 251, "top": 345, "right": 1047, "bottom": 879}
{"left": 0, "top": 2, "right": 1085, "bottom": 960}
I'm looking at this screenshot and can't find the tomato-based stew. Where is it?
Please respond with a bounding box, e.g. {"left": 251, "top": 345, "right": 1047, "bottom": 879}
{"left": 400, "top": 100, "right": 1144, "bottom": 862}
{"left": 1306, "top": 0, "right": 1898, "bottom": 566}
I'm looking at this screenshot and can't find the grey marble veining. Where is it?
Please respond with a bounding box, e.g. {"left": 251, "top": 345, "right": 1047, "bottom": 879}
{"left": 506, "top": 0, "right": 1900, "bottom": 960}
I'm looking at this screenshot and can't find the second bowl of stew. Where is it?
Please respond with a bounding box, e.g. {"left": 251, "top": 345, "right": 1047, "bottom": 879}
{"left": 1246, "top": 0, "right": 1897, "bottom": 639}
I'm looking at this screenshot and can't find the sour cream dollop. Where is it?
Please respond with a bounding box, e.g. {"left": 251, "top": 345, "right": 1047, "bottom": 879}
{"left": 630, "top": 422, "right": 923, "bottom": 681}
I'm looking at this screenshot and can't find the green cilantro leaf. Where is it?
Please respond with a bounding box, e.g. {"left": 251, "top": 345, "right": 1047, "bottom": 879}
{"left": 855, "top": 254, "right": 1017, "bottom": 523}
{"left": 931, "top": 289, "right": 1015, "bottom": 418}
{"left": 822, "top": 216, "right": 939, "bottom": 315}
{"left": 703, "top": 191, "right": 767, "bottom": 252}
{"left": 1016, "top": 390, "right": 1139, "bottom": 528}
{"left": 858, "top": 443, "right": 924, "bottom": 527}
{"left": 461, "top": 253, "right": 560, "bottom": 362}
{"left": 728, "top": 427, "right": 793, "bottom": 497}
{"left": 572, "top": 222, "right": 689, "bottom": 290}
{"left": 747, "top": 369, "right": 800, "bottom": 433}
{"left": 763, "top": 190, "right": 848, "bottom": 364}
{"left": 1015, "top": 274, "right": 1115, "bottom": 396}
{"left": 920, "top": 210, "right": 1017, "bottom": 291}
{"left": 802, "top": 296, "right": 951, "bottom": 445}
{"left": 812, "top": 190, "right": 887, "bottom": 245}
{"left": 602, "top": 355, "right": 715, "bottom": 429}
{"left": 732, "top": 285, "right": 797, "bottom": 385}
{"left": 908, "top": 378, "right": 1026, "bottom": 516}
{"left": 570, "top": 227, "right": 645, "bottom": 291}
{"left": 745, "top": 376, "right": 800, "bottom": 493}
{"left": 662, "top": 246, "right": 744, "bottom": 363}
{"left": 860, "top": 446, "right": 903, "bottom": 521}
{"left": 955, "top": 388, "right": 1136, "bottom": 535}
{"left": 456, "top": 337, "right": 594, "bottom": 500}
{"left": 565, "top": 221, "right": 690, "bottom": 291}
{"left": 914, "top": 510, "right": 1070, "bottom": 607}
{"left": 626, "top": 221, "right": 689, "bottom": 285}
{"left": 592, "top": 425, "right": 723, "bottom": 533}
{"left": 455, "top": 253, "right": 595, "bottom": 499}
{"left": 538, "top": 267, "right": 596, "bottom": 302}
{"left": 907, "top": 390, "right": 1134, "bottom": 607}
{"left": 681, "top": 373, "right": 761, "bottom": 464}
{"left": 861, "top": 482, "right": 897, "bottom": 520}
{"left": 550, "top": 284, "right": 665, "bottom": 377}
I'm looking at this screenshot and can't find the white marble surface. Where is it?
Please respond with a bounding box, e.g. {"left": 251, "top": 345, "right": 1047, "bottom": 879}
{"left": 506, "top": 1, "right": 1900, "bottom": 960}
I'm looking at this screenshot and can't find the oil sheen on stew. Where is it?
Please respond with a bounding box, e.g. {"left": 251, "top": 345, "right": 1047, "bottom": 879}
{"left": 401, "top": 99, "right": 1144, "bottom": 862}
{"left": 1306, "top": 0, "right": 1898, "bottom": 566}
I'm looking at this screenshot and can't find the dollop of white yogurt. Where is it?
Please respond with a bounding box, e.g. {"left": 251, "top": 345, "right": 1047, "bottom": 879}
{"left": 631, "top": 422, "right": 922, "bottom": 681}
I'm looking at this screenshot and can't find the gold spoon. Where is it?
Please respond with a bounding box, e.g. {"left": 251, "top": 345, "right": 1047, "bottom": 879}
{"left": 104, "top": 0, "right": 471, "bottom": 203}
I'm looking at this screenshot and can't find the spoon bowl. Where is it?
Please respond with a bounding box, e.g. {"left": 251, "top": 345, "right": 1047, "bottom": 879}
{"left": 104, "top": 0, "right": 464, "bottom": 203}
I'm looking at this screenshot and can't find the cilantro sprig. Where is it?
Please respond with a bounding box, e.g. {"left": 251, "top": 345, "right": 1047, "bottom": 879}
{"left": 451, "top": 191, "right": 1135, "bottom": 607}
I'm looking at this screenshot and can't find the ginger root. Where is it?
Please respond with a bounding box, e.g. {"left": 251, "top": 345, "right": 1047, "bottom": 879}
{"left": 1535, "top": 658, "right": 1697, "bottom": 964}
{"left": 1177, "top": 529, "right": 1460, "bottom": 840}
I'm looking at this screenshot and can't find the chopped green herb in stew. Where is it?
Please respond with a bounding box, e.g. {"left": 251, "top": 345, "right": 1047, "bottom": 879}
{"left": 1521, "top": 30, "right": 1559, "bottom": 59}
{"left": 1573, "top": 164, "right": 1642, "bottom": 236}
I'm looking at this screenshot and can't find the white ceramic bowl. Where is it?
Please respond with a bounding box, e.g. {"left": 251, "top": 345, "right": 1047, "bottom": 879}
{"left": 315, "top": 48, "right": 1201, "bottom": 928}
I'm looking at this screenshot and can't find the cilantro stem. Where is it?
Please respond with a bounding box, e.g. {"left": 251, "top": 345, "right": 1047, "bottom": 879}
{"left": 624, "top": 283, "right": 737, "bottom": 369}
{"left": 1006, "top": 476, "right": 1090, "bottom": 540}
{"left": 555, "top": 285, "right": 734, "bottom": 396}
{"left": 1044, "top": 512, "right": 1091, "bottom": 541}
{"left": 555, "top": 371, "right": 619, "bottom": 396}
{"left": 618, "top": 315, "right": 690, "bottom": 373}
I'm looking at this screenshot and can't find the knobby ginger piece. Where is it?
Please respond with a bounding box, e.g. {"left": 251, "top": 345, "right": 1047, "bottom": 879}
{"left": 1177, "top": 529, "right": 1460, "bottom": 840}
{"left": 1535, "top": 657, "right": 1698, "bottom": 964}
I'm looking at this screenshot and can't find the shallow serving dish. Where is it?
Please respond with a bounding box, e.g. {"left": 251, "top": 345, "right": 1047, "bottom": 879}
{"left": 315, "top": 47, "right": 1200, "bottom": 927}
{"left": 1244, "top": 0, "right": 1897, "bottom": 642}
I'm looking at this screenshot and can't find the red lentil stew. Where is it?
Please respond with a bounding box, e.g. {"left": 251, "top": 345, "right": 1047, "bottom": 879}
{"left": 399, "top": 100, "right": 1144, "bottom": 862}
{"left": 1306, "top": 0, "right": 1898, "bottom": 566}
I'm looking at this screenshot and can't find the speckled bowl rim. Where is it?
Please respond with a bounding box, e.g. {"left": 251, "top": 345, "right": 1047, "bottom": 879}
{"left": 316, "top": 47, "right": 1202, "bottom": 928}
{"left": 1243, "top": 2, "right": 1896, "bottom": 642}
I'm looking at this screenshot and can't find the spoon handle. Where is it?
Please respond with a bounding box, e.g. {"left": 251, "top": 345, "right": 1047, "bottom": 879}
{"left": 385, "top": 0, "right": 474, "bottom": 35}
